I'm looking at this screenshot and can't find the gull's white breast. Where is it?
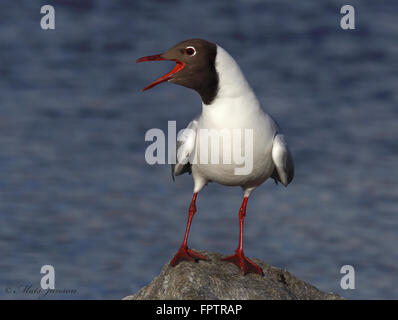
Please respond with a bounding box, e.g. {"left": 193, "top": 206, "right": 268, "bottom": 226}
{"left": 191, "top": 45, "right": 279, "bottom": 188}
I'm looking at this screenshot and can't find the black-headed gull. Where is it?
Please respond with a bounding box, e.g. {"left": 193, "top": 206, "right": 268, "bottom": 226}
{"left": 136, "top": 39, "right": 294, "bottom": 275}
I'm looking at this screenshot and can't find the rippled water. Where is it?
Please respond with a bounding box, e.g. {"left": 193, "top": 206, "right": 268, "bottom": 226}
{"left": 0, "top": 0, "right": 397, "bottom": 299}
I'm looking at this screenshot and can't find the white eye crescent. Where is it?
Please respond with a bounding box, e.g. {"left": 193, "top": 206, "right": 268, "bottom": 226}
{"left": 184, "top": 46, "right": 196, "bottom": 56}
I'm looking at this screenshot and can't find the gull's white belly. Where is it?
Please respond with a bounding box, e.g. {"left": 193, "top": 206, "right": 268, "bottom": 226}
{"left": 192, "top": 112, "right": 277, "bottom": 187}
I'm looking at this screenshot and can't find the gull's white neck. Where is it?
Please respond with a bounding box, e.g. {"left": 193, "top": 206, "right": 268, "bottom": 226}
{"left": 202, "top": 45, "right": 260, "bottom": 111}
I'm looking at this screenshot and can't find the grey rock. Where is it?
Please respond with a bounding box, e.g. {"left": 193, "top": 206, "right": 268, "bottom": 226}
{"left": 123, "top": 250, "right": 343, "bottom": 300}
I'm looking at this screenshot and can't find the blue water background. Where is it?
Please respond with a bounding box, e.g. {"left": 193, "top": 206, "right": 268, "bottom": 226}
{"left": 0, "top": 0, "right": 397, "bottom": 299}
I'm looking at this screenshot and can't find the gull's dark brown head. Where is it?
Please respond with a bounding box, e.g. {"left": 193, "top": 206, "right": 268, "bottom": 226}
{"left": 136, "top": 39, "right": 219, "bottom": 105}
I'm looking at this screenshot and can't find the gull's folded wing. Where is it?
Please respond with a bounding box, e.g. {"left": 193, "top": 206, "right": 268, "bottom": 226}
{"left": 171, "top": 119, "right": 198, "bottom": 180}
{"left": 271, "top": 133, "right": 294, "bottom": 187}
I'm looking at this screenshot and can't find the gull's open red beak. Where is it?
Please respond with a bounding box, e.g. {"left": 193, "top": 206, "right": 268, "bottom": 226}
{"left": 136, "top": 54, "right": 185, "bottom": 91}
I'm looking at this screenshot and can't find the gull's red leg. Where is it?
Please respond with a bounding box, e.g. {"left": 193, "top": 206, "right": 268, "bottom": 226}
{"left": 222, "top": 197, "right": 263, "bottom": 275}
{"left": 170, "top": 193, "right": 208, "bottom": 266}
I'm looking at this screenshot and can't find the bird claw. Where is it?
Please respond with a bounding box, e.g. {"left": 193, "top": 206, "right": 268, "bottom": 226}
{"left": 222, "top": 249, "right": 263, "bottom": 276}
{"left": 170, "top": 246, "right": 208, "bottom": 267}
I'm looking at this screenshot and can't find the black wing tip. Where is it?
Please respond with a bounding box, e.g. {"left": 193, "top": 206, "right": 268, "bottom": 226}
{"left": 271, "top": 167, "right": 294, "bottom": 187}
{"left": 171, "top": 164, "right": 175, "bottom": 182}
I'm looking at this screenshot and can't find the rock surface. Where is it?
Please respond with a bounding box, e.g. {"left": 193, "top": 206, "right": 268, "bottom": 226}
{"left": 124, "top": 250, "right": 342, "bottom": 300}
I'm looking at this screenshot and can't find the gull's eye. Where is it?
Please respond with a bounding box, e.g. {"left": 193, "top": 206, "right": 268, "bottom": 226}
{"left": 184, "top": 46, "right": 196, "bottom": 56}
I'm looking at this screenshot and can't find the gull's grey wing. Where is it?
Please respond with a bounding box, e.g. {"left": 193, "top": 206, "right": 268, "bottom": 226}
{"left": 171, "top": 119, "right": 198, "bottom": 180}
{"left": 271, "top": 133, "right": 294, "bottom": 187}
